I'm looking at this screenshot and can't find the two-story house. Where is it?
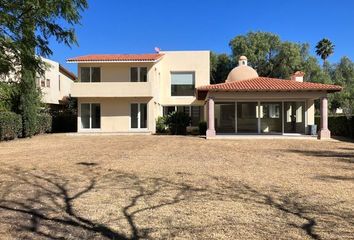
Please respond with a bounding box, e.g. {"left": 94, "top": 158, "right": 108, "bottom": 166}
{"left": 1, "top": 57, "right": 76, "bottom": 108}
{"left": 38, "top": 58, "right": 77, "bottom": 107}
{"left": 67, "top": 51, "right": 210, "bottom": 133}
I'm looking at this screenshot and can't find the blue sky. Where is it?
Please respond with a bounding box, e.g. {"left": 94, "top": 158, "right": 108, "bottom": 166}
{"left": 49, "top": 0, "right": 354, "bottom": 73}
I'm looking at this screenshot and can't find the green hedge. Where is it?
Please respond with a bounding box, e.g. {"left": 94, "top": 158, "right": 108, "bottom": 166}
{"left": 315, "top": 116, "right": 354, "bottom": 138}
{"left": 0, "top": 111, "right": 22, "bottom": 141}
{"left": 35, "top": 113, "right": 52, "bottom": 134}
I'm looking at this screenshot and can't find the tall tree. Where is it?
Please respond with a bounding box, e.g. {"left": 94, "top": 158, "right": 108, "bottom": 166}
{"left": 229, "top": 31, "right": 311, "bottom": 79}
{"left": 210, "top": 52, "right": 233, "bottom": 84}
{"left": 0, "top": 0, "right": 88, "bottom": 136}
{"left": 229, "top": 32, "right": 281, "bottom": 77}
{"left": 330, "top": 57, "right": 354, "bottom": 117}
{"left": 315, "top": 38, "right": 335, "bottom": 66}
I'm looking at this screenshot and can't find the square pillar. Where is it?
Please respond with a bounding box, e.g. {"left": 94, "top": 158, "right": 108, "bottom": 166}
{"left": 206, "top": 97, "right": 216, "bottom": 138}
{"left": 318, "top": 96, "right": 331, "bottom": 139}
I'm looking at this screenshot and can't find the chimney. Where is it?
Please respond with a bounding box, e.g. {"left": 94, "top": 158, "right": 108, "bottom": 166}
{"left": 291, "top": 71, "right": 305, "bottom": 82}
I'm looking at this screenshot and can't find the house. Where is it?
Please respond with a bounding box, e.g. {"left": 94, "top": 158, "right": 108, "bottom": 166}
{"left": 0, "top": 57, "right": 76, "bottom": 107}
{"left": 67, "top": 51, "right": 209, "bottom": 133}
{"left": 196, "top": 56, "right": 342, "bottom": 139}
{"left": 38, "top": 58, "right": 76, "bottom": 108}
{"left": 68, "top": 51, "right": 341, "bottom": 139}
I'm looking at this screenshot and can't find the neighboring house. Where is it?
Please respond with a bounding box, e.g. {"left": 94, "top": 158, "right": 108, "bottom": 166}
{"left": 38, "top": 58, "right": 76, "bottom": 107}
{"left": 67, "top": 51, "right": 209, "bottom": 133}
{"left": 197, "top": 56, "right": 342, "bottom": 139}
{"left": 0, "top": 57, "right": 76, "bottom": 107}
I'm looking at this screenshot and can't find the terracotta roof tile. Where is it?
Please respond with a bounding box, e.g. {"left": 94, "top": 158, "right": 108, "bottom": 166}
{"left": 197, "top": 77, "right": 342, "bottom": 95}
{"left": 67, "top": 53, "right": 164, "bottom": 62}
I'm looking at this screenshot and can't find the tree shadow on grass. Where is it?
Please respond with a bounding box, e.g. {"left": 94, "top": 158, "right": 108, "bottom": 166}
{"left": 0, "top": 169, "right": 353, "bottom": 239}
{"left": 288, "top": 149, "right": 354, "bottom": 164}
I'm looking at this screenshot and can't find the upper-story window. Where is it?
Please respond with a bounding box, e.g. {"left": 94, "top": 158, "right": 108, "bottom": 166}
{"left": 171, "top": 72, "right": 195, "bottom": 96}
{"left": 46, "top": 79, "right": 50, "bottom": 88}
{"left": 81, "top": 67, "right": 101, "bottom": 82}
{"left": 130, "top": 67, "right": 147, "bottom": 82}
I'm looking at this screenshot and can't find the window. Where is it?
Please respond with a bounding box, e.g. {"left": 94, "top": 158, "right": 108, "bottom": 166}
{"left": 40, "top": 78, "right": 45, "bottom": 87}
{"left": 80, "top": 67, "right": 101, "bottom": 82}
{"left": 131, "top": 103, "right": 147, "bottom": 129}
{"left": 46, "top": 79, "right": 50, "bottom": 88}
{"left": 81, "top": 103, "right": 101, "bottom": 129}
{"left": 58, "top": 75, "right": 61, "bottom": 91}
{"left": 130, "top": 67, "right": 147, "bottom": 82}
{"left": 171, "top": 72, "right": 195, "bottom": 96}
{"left": 162, "top": 105, "right": 203, "bottom": 126}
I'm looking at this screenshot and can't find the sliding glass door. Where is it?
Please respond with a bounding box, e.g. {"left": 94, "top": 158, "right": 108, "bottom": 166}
{"left": 131, "top": 103, "right": 147, "bottom": 129}
{"left": 213, "top": 101, "right": 306, "bottom": 135}
{"left": 81, "top": 103, "right": 101, "bottom": 129}
{"left": 215, "top": 102, "right": 235, "bottom": 133}
{"left": 284, "top": 102, "right": 305, "bottom": 134}
{"left": 237, "top": 102, "right": 258, "bottom": 133}
{"left": 260, "top": 102, "right": 282, "bottom": 134}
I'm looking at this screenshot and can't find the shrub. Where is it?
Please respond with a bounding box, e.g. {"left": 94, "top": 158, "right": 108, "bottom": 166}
{"left": 156, "top": 116, "right": 167, "bottom": 134}
{"left": 0, "top": 111, "right": 22, "bottom": 141}
{"left": 315, "top": 115, "right": 354, "bottom": 138}
{"left": 198, "top": 121, "right": 207, "bottom": 135}
{"left": 35, "top": 113, "right": 52, "bottom": 134}
{"left": 165, "top": 111, "right": 190, "bottom": 135}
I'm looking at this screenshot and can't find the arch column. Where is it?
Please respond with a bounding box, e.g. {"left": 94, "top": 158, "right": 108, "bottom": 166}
{"left": 318, "top": 96, "right": 331, "bottom": 139}
{"left": 206, "top": 97, "right": 216, "bottom": 138}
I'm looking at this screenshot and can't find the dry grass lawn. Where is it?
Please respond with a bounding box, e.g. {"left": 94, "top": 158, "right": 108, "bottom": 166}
{"left": 0, "top": 134, "right": 353, "bottom": 240}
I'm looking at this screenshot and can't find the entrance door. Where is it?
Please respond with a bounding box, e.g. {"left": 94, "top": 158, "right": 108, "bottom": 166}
{"left": 215, "top": 102, "right": 235, "bottom": 133}
{"left": 284, "top": 102, "right": 305, "bottom": 134}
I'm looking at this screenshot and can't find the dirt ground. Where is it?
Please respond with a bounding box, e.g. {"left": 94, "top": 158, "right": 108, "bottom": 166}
{"left": 0, "top": 134, "right": 353, "bottom": 240}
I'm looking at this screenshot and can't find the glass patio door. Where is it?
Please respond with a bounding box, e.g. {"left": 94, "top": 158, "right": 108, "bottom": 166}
{"left": 237, "top": 102, "right": 258, "bottom": 133}
{"left": 215, "top": 102, "right": 235, "bottom": 133}
{"left": 131, "top": 103, "right": 147, "bottom": 129}
{"left": 260, "top": 102, "right": 282, "bottom": 134}
{"left": 284, "top": 102, "right": 305, "bottom": 134}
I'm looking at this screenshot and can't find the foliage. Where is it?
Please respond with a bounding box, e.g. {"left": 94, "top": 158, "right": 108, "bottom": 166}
{"left": 0, "top": 82, "right": 20, "bottom": 112}
{"left": 329, "top": 57, "right": 354, "bottom": 116}
{"left": 35, "top": 113, "right": 52, "bottom": 134}
{"left": 156, "top": 116, "right": 167, "bottom": 134}
{"left": 315, "top": 115, "right": 354, "bottom": 138}
{"left": 0, "top": 0, "right": 88, "bottom": 137}
{"left": 198, "top": 121, "right": 207, "bottom": 135}
{"left": 0, "top": 0, "right": 88, "bottom": 76}
{"left": 210, "top": 52, "right": 233, "bottom": 83}
{"left": 164, "top": 111, "right": 190, "bottom": 135}
{"left": 0, "top": 111, "right": 22, "bottom": 140}
{"left": 315, "top": 38, "right": 335, "bottom": 66}
{"left": 228, "top": 31, "right": 327, "bottom": 81}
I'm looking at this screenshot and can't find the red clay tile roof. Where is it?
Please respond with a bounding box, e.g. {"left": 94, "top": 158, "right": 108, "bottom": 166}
{"left": 67, "top": 53, "right": 164, "bottom": 62}
{"left": 197, "top": 77, "right": 342, "bottom": 99}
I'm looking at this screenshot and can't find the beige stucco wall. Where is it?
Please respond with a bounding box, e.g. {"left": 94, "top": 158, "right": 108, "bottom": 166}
{"left": 40, "top": 58, "right": 74, "bottom": 104}
{"left": 72, "top": 51, "right": 210, "bottom": 133}
{"left": 78, "top": 97, "right": 155, "bottom": 133}
{"left": 158, "top": 51, "right": 209, "bottom": 106}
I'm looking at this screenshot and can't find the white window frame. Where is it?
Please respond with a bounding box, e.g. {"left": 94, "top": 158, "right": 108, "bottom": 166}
{"left": 130, "top": 67, "right": 148, "bottom": 82}
{"left": 80, "top": 103, "right": 101, "bottom": 130}
{"left": 80, "top": 67, "right": 101, "bottom": 82}
{"left": 130, "top": 103, "right": 148, "bottom": 130}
